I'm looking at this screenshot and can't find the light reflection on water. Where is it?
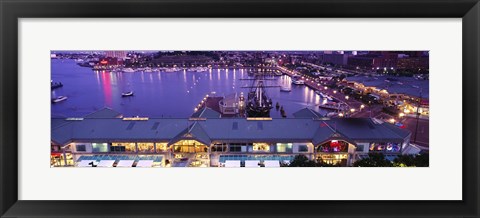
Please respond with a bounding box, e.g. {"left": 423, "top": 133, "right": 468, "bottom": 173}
{"left": 51, "top": 59, "right": 329, "bottom": 118}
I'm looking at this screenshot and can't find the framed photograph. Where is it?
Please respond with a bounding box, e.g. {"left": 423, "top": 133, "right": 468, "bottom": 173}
{"left": 1, "top": 0, "right": 479, "bottom": 217}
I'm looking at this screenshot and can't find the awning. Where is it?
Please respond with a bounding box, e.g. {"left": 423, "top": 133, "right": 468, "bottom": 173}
{"left": 264, "top": 160, "right": 280, "bottom": 168}
{"left": 77, "top": 160, "right": 97, "bottom": 167}
{"left": 136, "top": 160, "right": 154, "bottom": 168}
{"left": 225, "top": 160, "right": 241, "bottom": 168}
{"left": 97, "top": 160, "right": 115, "bottom": 167}
{"left": 116, "top": 160, "right": 135, "bottom": 167}
{"left": 245, "top": 160, "right": 260, "bottom": 168}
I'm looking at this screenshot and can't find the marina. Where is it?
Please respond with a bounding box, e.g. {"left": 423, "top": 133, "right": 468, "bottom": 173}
{"left": 51, "top": 59, "right": 332, "bottom": 118}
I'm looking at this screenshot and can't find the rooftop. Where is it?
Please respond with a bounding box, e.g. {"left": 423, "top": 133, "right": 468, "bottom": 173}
{"left": 84, "top": 107, "right": 123, "bottom": 119}
{"left": 292, "top": 107, "right": 323, "bottom": 119}
{"left": 51, "top": 117, "right": 410, "bottom": 145}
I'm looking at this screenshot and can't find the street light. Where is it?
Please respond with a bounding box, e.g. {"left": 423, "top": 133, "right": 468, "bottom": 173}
{"left": 360, "top": 104, "right": 365, "bottom": 109}
{"left": 333, "top": 90, "right": 337, "bottom": 94}
{"left": 345, "top": 96, "right": 349, "bottom": 100}
{"left": 350, "top": 108, "right": 355, "bottom": 113}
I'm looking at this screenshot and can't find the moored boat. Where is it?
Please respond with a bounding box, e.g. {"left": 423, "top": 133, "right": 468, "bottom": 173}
{"left": 122, "top": 68, "right": 135, "bottom": 73}
{"left": 122, "top": 91, "right": 134, "bottom": 97}
{"left": 52, "top": 96, "right": 68, "bottom": 103}
{"left": 292, "top": 79, "right": 305, "bottom": 85}
{"left": 51, "top": 80, "right": 63, "bottom": 90}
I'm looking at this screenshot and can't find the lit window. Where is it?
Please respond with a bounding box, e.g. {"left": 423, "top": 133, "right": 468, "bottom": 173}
{"left": 111, "top": 142, "right": 136, "bottom": 152}
{"left": 155, "top": 143, "right": 168, "bottom": 153}
{"left": 76, "top": 144, "right": 86, "bottom": 152}
{"left": 137, "top": 143, "right": 154, "bottom": 153}
{"left": 253, "top": 143, "right": 270, "bottom": 152}
{"left": 92, "top": 143, "right": 108, "bottom": 152}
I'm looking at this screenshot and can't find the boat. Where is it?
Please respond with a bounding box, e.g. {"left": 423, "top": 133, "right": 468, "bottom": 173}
{"left": 51, "top": 80, "right": 63, "bottom": 90}
{"left": 318, "top": 102, "right": 348, "bottom": 111}
{"left": 143, "top": 68, "right": 153, "bottom": 73}
{"left": 292, "top": 79, "right": 305, "bottom": 85}
{"left": 245, "top": 78, "right": 273, "bottom": 117}
{"left": 122, "top": 68, "right": 135, "bottom": 73}
{"left": 193, "top": 67, "right": 209, "bottom": 72}
{"left": 164, "top": 67, "right": 182, "bottom": 73}
{"left": 280, "top": 86, "right": 291, "bottom": 92}
{"left": 121, "top": 91, "right": 134, "bottom": 97}
{"left": 51, "top": 96, "right": 68, "bottom": 103}
{"left": 315, "top": 91, "right": 333, "bottom": 101}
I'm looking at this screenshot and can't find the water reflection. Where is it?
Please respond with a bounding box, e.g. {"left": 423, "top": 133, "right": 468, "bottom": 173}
{"left": 51, "top": 59, "right": 329, "bottom": 118}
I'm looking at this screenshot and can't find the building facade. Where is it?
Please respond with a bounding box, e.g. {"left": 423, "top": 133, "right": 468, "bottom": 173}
{"left": 51, "top": 110, "right": 412, "bottom": 168}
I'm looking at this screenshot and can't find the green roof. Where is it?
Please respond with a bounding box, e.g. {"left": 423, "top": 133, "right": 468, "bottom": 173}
{"left": 51, "top": 117, "right": 411, "bottom": 146}
{"left": 292, "top": 108, "right": 323, "bottom": 119}
{"left": 84, "top": 107, "right": 123, "bottom": 118}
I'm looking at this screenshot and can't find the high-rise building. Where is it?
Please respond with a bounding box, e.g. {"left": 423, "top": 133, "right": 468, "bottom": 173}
{"left": 105, "top": 51, "right": 127, "bottom": 60}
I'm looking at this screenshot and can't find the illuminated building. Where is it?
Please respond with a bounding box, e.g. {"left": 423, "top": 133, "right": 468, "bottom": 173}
{"left": 51, "top": 108, "right": 413, "bottom": 168}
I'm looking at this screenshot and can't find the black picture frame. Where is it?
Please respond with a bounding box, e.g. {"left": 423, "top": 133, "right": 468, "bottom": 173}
{"left": 1, "top": 0, "right": 479, "bottom": 217}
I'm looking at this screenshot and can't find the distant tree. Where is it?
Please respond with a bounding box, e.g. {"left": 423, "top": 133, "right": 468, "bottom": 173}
{"left": 392, "top": 155, "right": 416, "bottom": 167}
{"left": 287, "top": 155, "right": 340, "bottom": 167}
{"left": 288, "top": 155, "right": 317, "bottom": 167}
{"left": 353, "top": 153, "right": 393, "bottom": 167}
{"left": 394, "top": 153, "right": 429, "bottom": 167}
{"left": 413, "top": 153, "right": 429, "bottom": 167}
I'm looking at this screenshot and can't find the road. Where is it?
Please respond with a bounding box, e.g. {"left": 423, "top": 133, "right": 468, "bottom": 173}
{"left": 277, "top": 66, "right": 429, "bottom": 147}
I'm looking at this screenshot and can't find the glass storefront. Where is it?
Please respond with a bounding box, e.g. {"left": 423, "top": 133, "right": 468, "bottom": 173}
{"left": 155, "top": 143, "right": 168, "bottom": 153}
{"left": 317, "top": 153, "right": 348, "bottom": 166}
{"left": 92, "top": 143, "right": 108, "bottom": 152}
{"left": 369, "top": 142, "right": 401, "bottom": 153}
{"left": 50, "top": 153, "right": 74, "bottom": 167}
{"left": 137, "top": 142, "right": 155, "bottom": 153}
{"left": 252, "top": 143, "right": 270, "bottom": 152}
{"left": 111, "top": 142, "right": 136, "bottom": 152}
{"left": 212, "top": 143, "right": 227, "bottom": 152}
{"left": 276, "top": 143, "right": 293, "bottom": 153}
{"left": 173, "top": 140, "right": 207, "bottom": 153}
{"left": 317, "top": 140, "right": 348, "bottom": 152}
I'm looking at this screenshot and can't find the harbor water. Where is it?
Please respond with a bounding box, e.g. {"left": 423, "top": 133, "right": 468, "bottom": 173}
{"left": 51, "top": 59, "right": 329, "bottom": 118}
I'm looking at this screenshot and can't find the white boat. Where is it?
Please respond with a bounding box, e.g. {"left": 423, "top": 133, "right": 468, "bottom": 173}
{"left": 121, "top": 91, "right": 134, "bottom": 97}
{"left": 123, "top": 68, "right": 135, "bottom": 73}
{"left": 52, "top": 96, "right": 68, "bottom": 103}
{"left": 315, "top": 91, "right": 333, "bottom": 101}
{"left": 280, "top": 86, "right": 291, "bottom": 92}
{"left": 164, "top": 67, "right": 182, "bottom": 73}
{"left": 196, "top": 67, "right": 209, "bottom": 72}
{"left": 292, "top": 79, "right": 305, "bottom": 85}
{"left": 188, "top": 67, "right": 209, "bottom": 72}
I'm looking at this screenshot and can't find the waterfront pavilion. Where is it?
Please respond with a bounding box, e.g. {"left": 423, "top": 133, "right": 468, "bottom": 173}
{"left": 51, "top": 109, "right": 412, "bottom": 167}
